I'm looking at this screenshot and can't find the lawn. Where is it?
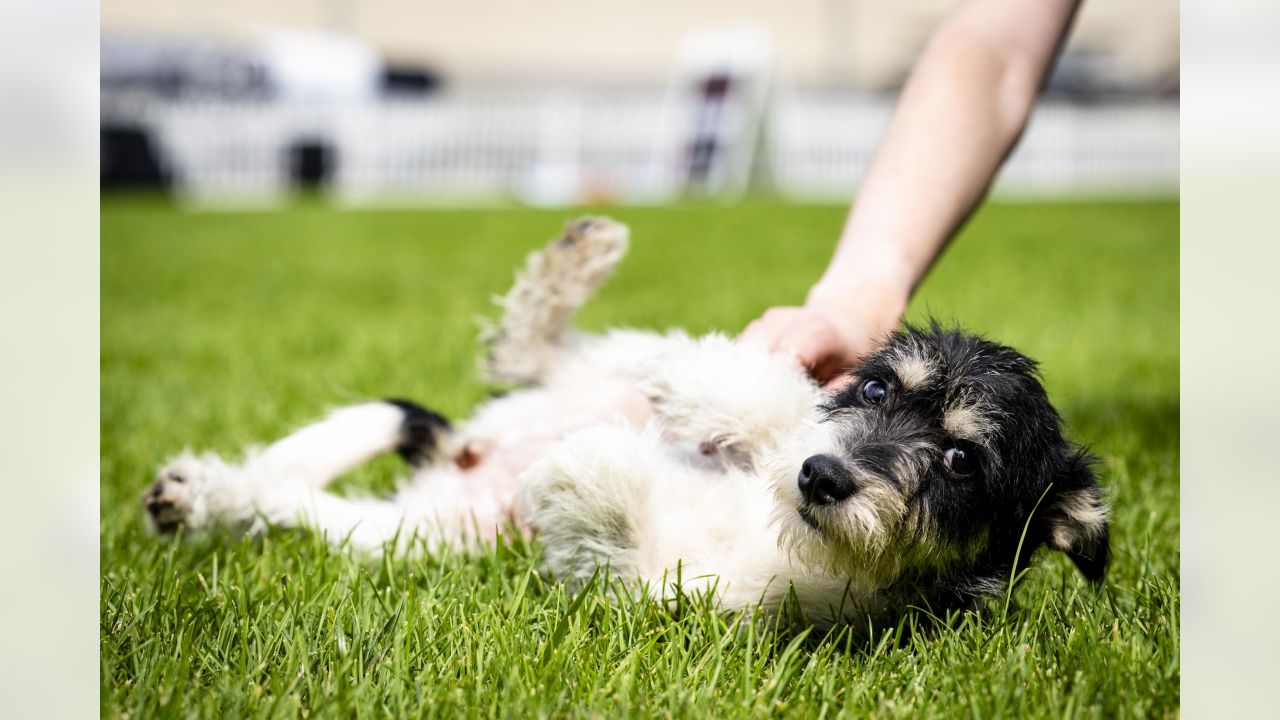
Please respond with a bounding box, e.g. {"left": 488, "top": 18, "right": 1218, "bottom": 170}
{"left": 101, "top": 197, "right": 1179, "bottom": 718}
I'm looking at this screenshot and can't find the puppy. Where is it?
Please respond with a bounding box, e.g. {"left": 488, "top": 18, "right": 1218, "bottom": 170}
{"left": 144, "top": 217, "right": 1108, "bottom": 628}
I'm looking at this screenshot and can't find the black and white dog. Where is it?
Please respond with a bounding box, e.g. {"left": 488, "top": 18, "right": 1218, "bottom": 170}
{"left": 144, "top": 218, "right": 1108, "bottom": 627}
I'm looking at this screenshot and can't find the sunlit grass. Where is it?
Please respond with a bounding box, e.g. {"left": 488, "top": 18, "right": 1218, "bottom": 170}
{"left": 102, "top": 197, "right": 1178, "bottom": 718}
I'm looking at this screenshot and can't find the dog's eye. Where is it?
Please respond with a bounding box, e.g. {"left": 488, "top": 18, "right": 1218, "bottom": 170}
{"left": 860, "top": 378, "right": 887, "bottom": 405}
{"left": 943, "top": 446, "right": 979, "bottom": 477}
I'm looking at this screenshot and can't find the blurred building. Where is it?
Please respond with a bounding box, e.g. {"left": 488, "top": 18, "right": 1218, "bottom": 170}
{"left": 100, "top": 0, "right": 1179, "bottom": 205}
{"left": 102, "top": 0, "right": 1177, "bottom": 93}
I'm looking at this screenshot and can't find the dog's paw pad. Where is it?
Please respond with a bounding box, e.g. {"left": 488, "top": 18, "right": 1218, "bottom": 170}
{"left": 551, "top": 217, "right": 629, "bottom": 264}
{"left": 142, "top": 468, "right": 197, "bottom": 535}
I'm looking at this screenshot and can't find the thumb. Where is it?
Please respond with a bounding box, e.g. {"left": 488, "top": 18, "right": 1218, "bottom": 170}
{"left": 821, "top": 373, "right": 856, "bottom": 394}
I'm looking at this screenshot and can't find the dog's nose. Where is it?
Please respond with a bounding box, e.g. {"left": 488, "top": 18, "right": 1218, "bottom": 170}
{"left": 797, "top": 454, "right": 857, "bottom": 505}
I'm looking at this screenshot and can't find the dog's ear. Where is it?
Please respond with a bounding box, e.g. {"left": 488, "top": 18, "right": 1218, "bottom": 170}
{"left": 1041, "top": 453, "right": 1110, "bottom": 583}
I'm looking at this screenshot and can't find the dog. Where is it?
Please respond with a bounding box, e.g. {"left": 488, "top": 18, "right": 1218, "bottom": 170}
{"left": 143, "top": 217, "right": 1109, "bottom": 628}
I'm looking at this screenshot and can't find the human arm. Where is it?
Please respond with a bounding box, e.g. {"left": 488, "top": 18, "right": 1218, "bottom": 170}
{"left": 740, "top": 0, "right": 1082, "bottom": 388}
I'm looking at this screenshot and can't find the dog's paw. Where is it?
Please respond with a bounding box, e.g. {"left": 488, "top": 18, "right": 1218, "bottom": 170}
{"left": 142, "top": 454, "right": 216, "bottom": 535}
{"left": 556, "top": 216, "right": 628, "bottom": 253}
{"left": 142, "top": 467, "right": 197, "bottom": 535}
{"left": 544, "top": 217, "right": 630, "bottom": 291}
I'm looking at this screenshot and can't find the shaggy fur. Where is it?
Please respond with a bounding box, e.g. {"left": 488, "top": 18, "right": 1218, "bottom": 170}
{"left": 143, "top": 217, "right": 1109, "bottom": 628}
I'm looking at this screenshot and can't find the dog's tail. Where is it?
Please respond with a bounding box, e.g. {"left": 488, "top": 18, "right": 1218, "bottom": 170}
{"left": 480, "top": 217, "right": 629, "bottom": 385}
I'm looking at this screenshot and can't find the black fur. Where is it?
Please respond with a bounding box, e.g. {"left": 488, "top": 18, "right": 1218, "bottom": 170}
{"left": 823, "top": 322, "right": 1109, "bottom": 612}
{"left": 384, "top": 398, "right": 451, "bottom": 467}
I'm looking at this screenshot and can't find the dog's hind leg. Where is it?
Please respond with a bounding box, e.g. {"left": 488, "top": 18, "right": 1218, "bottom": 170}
{"left": 143, "top": 399, "right": 452, "bottom": 537}
{"left": 144, "top": 458, "right": 440, "bottom": 555}
{"left": 247, "top": 399, "right": 452, "bottom": 488}
{"left": 481, "top": 217, "right": 629, "bottom": 385}
{"left": 145, "top": 456, "right": 503, "bottom": 555}
{"left": 246, "top": 490, "right": 442, "bottom": 556}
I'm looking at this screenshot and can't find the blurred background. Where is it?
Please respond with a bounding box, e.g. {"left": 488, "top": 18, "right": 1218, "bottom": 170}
{"left": 100, "top": 0, "right": 1178, "bottom": 206}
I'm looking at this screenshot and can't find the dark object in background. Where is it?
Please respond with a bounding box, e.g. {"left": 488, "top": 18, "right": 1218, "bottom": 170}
{"left": 101, "top": 125, "right": 169, "bottom": 189}
{"left": 381, "top": 64, "right": 441, "bottom": 97}
{"left": 289, "top": 140, "right": 335, "bottom": 189}
{"left": 685, "top": 73, "right": 733, "bottom": 187}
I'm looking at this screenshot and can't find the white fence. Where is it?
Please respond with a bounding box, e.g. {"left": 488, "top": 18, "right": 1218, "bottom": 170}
{"left": 115, "top": 92, "right": 1178, "bottom": 206}
{"left": 134, "top": 95, "right": 691, "bottom": 206}
{"left": 334, "top": 95, "right": 688, "bottom": 205}
{"left": 770, "top": 95, "right": 1178, "bottom": 198}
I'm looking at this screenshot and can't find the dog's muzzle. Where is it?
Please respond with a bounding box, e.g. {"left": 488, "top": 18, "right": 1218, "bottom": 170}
{"left": 797, "top": 454, "right": 858, "bottom": 505}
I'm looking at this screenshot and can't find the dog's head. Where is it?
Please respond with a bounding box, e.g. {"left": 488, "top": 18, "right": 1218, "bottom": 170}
{"left": 772, "top": 324, "right": 1108, "bottom": 602}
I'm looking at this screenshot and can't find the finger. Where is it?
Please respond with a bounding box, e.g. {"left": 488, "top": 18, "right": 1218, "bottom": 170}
{"left": 780, "top": 320, "right": 838, "bottom": 373}
{"left": 821, "top": 373, "right": 856, "bottom": 394}
{"left": 738, "top": 320, "right": 774, "bottom": 348}
{"left": 777, "top": 344, "right": 807, "bottom": 370}
{"left": 738, "top": 314, "right": 782, "bottom": 345}
{"left": 810, "top": 356, "right": 843, "bottom": 384}
{"left": 774, "top": 331, "right": 828, "bottom": 374}
{"left": 740, "top": 307, "right": 801, "bottom": 335}
{"left": 740, "top": 310, "right": 802, "bottom": 350}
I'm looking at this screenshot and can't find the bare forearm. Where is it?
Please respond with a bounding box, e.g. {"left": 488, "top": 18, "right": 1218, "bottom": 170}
{"left": 739, "top": 0, "right": 1080, "bottom": 386}
{"left": 810, "top": 0, "right": 1081, "bottom": 323}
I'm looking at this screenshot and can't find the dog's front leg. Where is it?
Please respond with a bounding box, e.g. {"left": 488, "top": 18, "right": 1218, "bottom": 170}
{"left": 640, "top": 334, "right": 822, "bottom": 464}
{"left": 522, "top": 423, "right": 763, "bottom": 608}
{"left": 521, "top": 424, "right": 668, "bottom": 589}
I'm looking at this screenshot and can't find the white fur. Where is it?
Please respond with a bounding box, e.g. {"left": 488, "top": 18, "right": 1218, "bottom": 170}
{"left": 147, "top": 218, "right": 901, "bottom": 626}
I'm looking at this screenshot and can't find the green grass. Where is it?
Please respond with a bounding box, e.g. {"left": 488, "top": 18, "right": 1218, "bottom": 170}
{"left": 101, "top": 197, "right": 1179, "bottom": 718}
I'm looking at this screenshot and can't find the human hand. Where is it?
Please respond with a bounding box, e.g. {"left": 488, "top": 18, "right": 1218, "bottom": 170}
{"left": 738, "top": 273, "right": 909, "bottom": 391}
{"left": 738, "top": 299, "right": 898, "bottom": 392}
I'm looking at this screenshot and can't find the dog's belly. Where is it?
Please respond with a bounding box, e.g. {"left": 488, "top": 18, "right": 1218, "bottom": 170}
{"left": 444, "top": 372, "right": 654, "bottom": 529}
